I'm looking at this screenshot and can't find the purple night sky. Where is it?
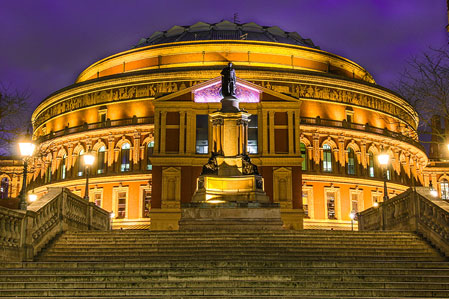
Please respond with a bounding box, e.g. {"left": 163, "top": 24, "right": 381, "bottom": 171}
{"left": 0, "top": 0, "right": 447, "bottom": 113}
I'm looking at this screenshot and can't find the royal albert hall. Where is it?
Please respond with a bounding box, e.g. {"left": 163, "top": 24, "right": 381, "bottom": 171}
{"left": 27, "top": 21, "right": 427, "bottom": 229}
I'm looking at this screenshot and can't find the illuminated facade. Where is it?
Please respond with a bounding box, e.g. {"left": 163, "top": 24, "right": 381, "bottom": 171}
{"left": 19, "top": 21, "right": 428, "bottom": 229}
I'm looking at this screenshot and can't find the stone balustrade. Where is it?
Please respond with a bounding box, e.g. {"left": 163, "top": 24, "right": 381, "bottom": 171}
{"left": 358, "top": 187, "right": 449, "bottom": 256}
{"left": 0, "top": 187, "right": 110, "bottom": 261}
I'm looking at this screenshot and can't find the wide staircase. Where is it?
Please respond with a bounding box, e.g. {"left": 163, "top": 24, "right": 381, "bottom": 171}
{"left": 0, "top": 230, "right": 448, "bottom": 298}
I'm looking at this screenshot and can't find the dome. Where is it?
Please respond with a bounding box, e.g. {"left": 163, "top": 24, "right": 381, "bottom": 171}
{"left": 134, "top": 21, "right": 319, "bottom": 49}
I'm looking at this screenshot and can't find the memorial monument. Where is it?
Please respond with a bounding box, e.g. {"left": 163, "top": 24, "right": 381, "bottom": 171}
{"left": 179, "top": 63, "right": 283, "bottom": 230}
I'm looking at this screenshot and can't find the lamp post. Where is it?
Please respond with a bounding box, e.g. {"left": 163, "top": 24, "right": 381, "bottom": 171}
{"left": 429, "top": 180, "right": 438, "bottom": 197}
{"left": 83, "top": 152, "right": 95, "bottom": 201}
{"left": 18, "top": 134, "right": 35, "bottom": 210}
{"left": 378, "top": 149, "right": 390, "bottom": 202}
{"left": 349, "top": 211, "right": 356, "bottom": 231}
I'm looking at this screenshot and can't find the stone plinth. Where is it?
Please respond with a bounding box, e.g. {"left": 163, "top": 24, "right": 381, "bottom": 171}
{"left": 179, "top": 202, "right": 283, "bottom": 231}
{"left": 192, "top": 174, "right": 269, "bottom": 203}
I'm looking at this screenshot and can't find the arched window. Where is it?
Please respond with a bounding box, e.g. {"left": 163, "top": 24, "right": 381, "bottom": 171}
{"left": 147, "top": 141, "right": 154, "bottom": 170}
{"left": 368, "top": 152, "right": 375, "bottom": 178}
{"left": 0, "top": 177, "right": 9, "bottom": 199}
{"left": 300, "top": 143, "right": 307, "bottom": 171}
{"left": 120, "top": 143, "right": 131, "bottom": 172}
{"left": 97, "top": 146, "right": 106, "bottom": 174}
{"left": 441, "top": 180, "right": 449, "bottom": 200}
{"left": 323, "top": 144, "right": 332, "bottom": 172}
{"left": 77, "top": 150, "right": 84, "bottom": 177}
{"left": 45, "top": 160, "right": 52, "bottom": 183}
{"left": 347, "top": 148, "right": 356, "bottom": 175}
{"left": 60, "top": 154, "right": 67, "bottom": 180}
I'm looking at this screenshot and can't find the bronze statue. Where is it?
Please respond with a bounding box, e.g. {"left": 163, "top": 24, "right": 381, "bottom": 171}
{"left": 201, "top": 152, "right": 218, "bottom": 175}
{"left": 242, "top": 154, "right": 259, "bottom": 175}
{"left": 220, "top": 62, "right": 236, "bottom": 97}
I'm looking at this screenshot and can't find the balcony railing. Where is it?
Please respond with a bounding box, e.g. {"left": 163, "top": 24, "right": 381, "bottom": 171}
{"left": 300, "top": 116, "right": 424, "bottom": 151}
{"left": 36, "top": 116, "right": 154, "bottom": 143}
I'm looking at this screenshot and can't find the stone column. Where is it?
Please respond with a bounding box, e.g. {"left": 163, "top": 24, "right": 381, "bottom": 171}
{"left": 294, "top": 111, "right": 301, "bottom": 155}
{"left": 288, "top": 111, "right": 294, "bottom": 155}
{"left": 269, "top": 111, "right": 275, "bottom": 154}
{"left": 108, "top": 135, "right": 115, "bottom": 172}
{"left": 179, "top": 112, "right": 185, "bottom": 154}
{"left": 262, "top": 111, "right": 268, "bottom": 155}
{"left": 160, "top": 112, "right": 167, "bottom": 154}
{"left": 133, "top": 131, "right": 141, "bottom": 167}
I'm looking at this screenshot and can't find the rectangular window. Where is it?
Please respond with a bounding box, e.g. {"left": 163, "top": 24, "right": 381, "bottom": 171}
{"left": 323, "top": 145, "right": 332, "bottom": 172}
{"left": 147, "top": 141, "right": 154, "bottom": 171}
{"left": 247, "top": 115, "right": 258, "bottom": 154}
{"left": 117, "top": 191, "right": 127, "bottom": 219}
{"left": 46, "top": 164, "right": 52, "bottom": 183}
{"left": 300, "top": 143, "right": 307, "bottom": 171}
{"left": 97, "top": 151, "right": 106, "bottom": 174}
{"left": 302, "top": 191, "right": 308, "bottom": 217}
{"left": 368, "top": 154, "right": 375, "bottom": 178}
{"left": 93, "top": 192, "right": 102, "bottom": 207}
{"left": 326, "top": 191, "right": 336, "bottom": 219}
{"left": 142, "top": 189, "right": 151, "bottom": 218}
{"left": 61, "top": 156, "right": 66, "bottom": 180}
{"left": 372, "top": 194, "right": 381, "bottom": 205}
{"left": 196, "top": 115, "right": 209, "bottom": 154}
{"left": 441, "top": 181, "right": 449, "bottom": 200}
{"left": 351, "top": 193, "right": 359, "bottom": 213}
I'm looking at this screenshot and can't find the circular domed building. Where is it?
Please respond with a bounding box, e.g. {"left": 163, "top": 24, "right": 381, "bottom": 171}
{"left": 28, "top": 21, "right": 427, "bottom": 229}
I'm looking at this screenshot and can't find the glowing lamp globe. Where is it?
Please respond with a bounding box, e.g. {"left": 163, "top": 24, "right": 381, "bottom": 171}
{"left": 19, "top": 142, "right": 35, "bottom": 157}
{"left": 377, "top": 152, "right": 389, "bottom": 166}
{"left": 349, "top": 211, "right": 356, "bottom": 220}
{"left": 430, "top": 188, "right": 438, "bottom": 197}
{"left": 83, "top": 153, "right": 95, "bottom": 166}
{"left": 28, "top": 193, "right": 37, "bottom": 202}
{"left": 373, "top": 201, "right": 379, "bottom": 208}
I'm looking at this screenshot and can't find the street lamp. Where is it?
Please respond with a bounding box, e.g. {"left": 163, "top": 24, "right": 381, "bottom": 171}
{"left": 18, "top": 133, "right": 35, "bottom": 210}
{"left": 83, "top": 152, "right": 95, "bottom": 201}
{"left": 430, "top": 180, "right": 438, "bottom": 197}
{"left": 349, "top": 211, "right": 356, "bottom": 231}
{"left": 378, "top": 149, "right": 390, "bottom": 201}
{"left": 28, "top": 193, "right": 37, "bottom": 203}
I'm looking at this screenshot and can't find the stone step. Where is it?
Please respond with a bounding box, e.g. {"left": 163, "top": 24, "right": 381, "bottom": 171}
{"left": 1, "top": 287, "right": 449, "bottom": 297}
{"left": 59, "top": 234, "right": 424, "bottom": 240}
{"left": 1, "top": 273, "right": 449, "bottom": 283}
{"left": 42, "top": 247, "right": 437, "bottom": 255}
{"left": 56, "top": 239, "right": 426, "bottom": 246}
{"left": 39, "top": 257, "right": 446, "bottom": 263}
{"left": 2, "top": 280, "right": 449, "bottom": 290}
{"left": 4, "top": 260, "right": 449, "bottom": 269}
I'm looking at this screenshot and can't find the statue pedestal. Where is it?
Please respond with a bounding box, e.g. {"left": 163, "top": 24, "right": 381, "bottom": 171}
{"left": 179, "top": 202, "right": 283, "bottom": 231}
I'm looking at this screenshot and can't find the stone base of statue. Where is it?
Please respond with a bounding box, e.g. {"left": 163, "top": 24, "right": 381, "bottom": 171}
{"left": 179, "top": 201, "right": 283, "bottom": 231}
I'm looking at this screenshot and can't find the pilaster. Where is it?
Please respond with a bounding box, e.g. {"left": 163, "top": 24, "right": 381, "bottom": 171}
{"left": 288, "top": 111, "right": 294, "bottom": 155}
{"left": 269, "top": 111, "right": 275, "bottom": 154}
